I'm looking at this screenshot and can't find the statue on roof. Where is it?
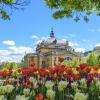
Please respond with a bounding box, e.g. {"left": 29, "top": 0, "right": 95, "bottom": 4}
{"left": 53, "top": 39, "right": 57, "bottom": 44}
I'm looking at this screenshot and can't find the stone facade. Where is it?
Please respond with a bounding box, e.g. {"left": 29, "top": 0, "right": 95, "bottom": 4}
{"left": 22, "top": 30, "right": 79, "bottom": 67}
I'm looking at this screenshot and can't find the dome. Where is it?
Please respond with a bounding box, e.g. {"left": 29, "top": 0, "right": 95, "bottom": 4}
{"left": 37, "top": 29, "right": 69, "bottom": 47}
{"left": 44, "top": 38, "right": 66, "bottom": 45}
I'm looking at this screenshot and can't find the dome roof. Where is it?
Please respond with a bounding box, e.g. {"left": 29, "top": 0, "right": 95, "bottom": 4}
{"left": 37, "top": 29, "right": 69, "bottom": 47}
{"left": 44, "top": 37, "right": 66, "bottom": 45}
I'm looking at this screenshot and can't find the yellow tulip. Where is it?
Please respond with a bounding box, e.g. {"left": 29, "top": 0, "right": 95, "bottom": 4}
{"left": 98, "top": 69, "right": 100, "bottom": 74}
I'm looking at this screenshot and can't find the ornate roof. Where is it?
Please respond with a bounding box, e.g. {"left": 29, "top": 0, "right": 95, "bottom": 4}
{"left": 43, "top": 37, "right": 66, "bottom": 45}
{"left": 38, "top": 29, "right": 68, "bottom": 46}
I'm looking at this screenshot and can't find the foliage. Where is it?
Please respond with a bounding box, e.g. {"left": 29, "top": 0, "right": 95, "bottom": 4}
{"left": 0, "top": 0, "right": 100, "bottom": 21}
{"left": 1, "top": 62, "right": 20, "bottom": 69}
{"left": 0, "top": 0, "right": 28, "bottom": 20}
{"left": 45, "top": 0, "right": 100, "bottom": 22}
{"left": 64, "top": 58, "right": 80, "bottom": 67}
{"left": 10, "top": 62, "right": 18, "bottom": 69}
{"left": 97, "top": 55, "right": 100, "bottom": 66}
{"left": 86, "top": 53, "right": 98, "bottom": 67}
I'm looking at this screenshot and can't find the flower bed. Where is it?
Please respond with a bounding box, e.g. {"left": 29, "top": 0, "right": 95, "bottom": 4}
{"left": 0, "top": 64, "right": 100, "bottom": 100}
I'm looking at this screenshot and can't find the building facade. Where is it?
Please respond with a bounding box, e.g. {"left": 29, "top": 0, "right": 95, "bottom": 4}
{"left": 22, "top": 30, "right": 79, "bottom": 67}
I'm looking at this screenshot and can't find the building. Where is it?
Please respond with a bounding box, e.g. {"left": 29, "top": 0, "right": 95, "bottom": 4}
{"left": 93, "top": 46, "right": 100, "bottom": 51}
{"left": 93, "top": 46, "right": 100, "bottom": 56}
{"left": 22, "top": 30, "right": 79, "bottom": 67}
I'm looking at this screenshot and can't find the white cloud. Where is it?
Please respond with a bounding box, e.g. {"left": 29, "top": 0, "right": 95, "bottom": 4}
{"left": 64, "top": 34, "right": 76, "bottom": 39}
{"left": 8, "top": 46, "right": 33, "bottom": 55}
{"left": 3, "top": 40, "right": 15, "bottom": 46}
{"left": 0, "top": 50, "right": 11, "bottom": 56}
{"left": 0, "top": 56, "right": 13, "bottom": 62}
{"left": 31, "top": 35, "right": 39, "bottom": 39}
{"left": 88, "top": 29, "right": 95, "bottom": 32}
{"left": 0, "top": 46, "right": 33, "bottom": 62}
{"left": 0, "top": 55, "right": 23, "bottom": 62}
{"left": 68, "top": 34, "right": 76, "bottom": 38}
{"left": 89, "top": 44, "right": 93, "bottom": 48}
{"left": 88, "top": 28, "right": 100, "bottom": 32}
{"left": 62, "top": 39, "right": 66, "bottom": 41}
{"left": 41, "top": 37, "right": 48, "bottom": 40}
{"left": 82, "top": 39, "right": 93, "bottom": 44}
{"left": 69, "top": 42, "right": 79, "bottom": 47}
{"left": 33, "top": 36, "right": 48, "bottom": 46}
{"left": 75, "top": 48, "right": 86, "bottom": 53}
{"left": 82, "top": 39, "right": 87, "bottom": 42}
{"left": 95, "top": 43, "right": 100, "bottom": 47}
{"left": 98, "top": 28, "right": 100, "bottom": 32}
{"left": 34, "top": 40, "right": 43, "bottom": 45}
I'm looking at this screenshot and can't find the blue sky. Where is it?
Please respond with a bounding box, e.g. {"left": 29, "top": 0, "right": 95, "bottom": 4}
{"left": 0, "top": 0, "right": 100, "bottom": 62}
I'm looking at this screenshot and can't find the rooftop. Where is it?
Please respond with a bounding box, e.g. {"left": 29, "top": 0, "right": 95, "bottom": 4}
{"left": 37, "top": 29, "right": 69, "bottom": 47}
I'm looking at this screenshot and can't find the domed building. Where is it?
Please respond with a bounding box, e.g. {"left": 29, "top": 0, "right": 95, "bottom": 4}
{"left": 22, "top": 30, "right": 79, "bottom": 67}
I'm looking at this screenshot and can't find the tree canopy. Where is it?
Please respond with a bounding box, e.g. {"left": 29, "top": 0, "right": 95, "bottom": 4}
{"left": 1, "top": 0, "right": 100, "bottom": 22}
{"left": 0, "top": 0, "right": 28, "bottom": 20}
{"left": 86, "top": 53, "right": 97, "bottom": 66}
{"left": 45, "top": 0, "right": 100, "bottom": 22}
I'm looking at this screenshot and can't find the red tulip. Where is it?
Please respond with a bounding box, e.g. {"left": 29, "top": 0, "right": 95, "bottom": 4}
{"left": 36, "top": 94, "right": 43, "bottom": 100}
{"left": 50, "top": 67, "right": 57, "bottom": 74}
{"left": 84, "top": 67, "right": 91, "bottom": 73}
{"left": 79, "top": 63, "right": 87, "bottom": 70}
{"left": 18, "top": 68, "right": 21, "bottom": 73}
{"left": 76, "top": 67, "right": 81, "bottom": 72}
{"left": 94, "top": 66, "right": 99, "bottom": 71}
{"left": 39, "top": 68, "right": 47, "bottom": 77}
{"left": 88, "top": 74, "right": 94, "bottom": 80}
{"left": 2, "top": 70, "right": 7, "bottom": 77}
{"left": 66, "top": 67, "right": 73, "bottom": 75}
{"left": 73, "top": 74, "right": 79, "bottom": 81}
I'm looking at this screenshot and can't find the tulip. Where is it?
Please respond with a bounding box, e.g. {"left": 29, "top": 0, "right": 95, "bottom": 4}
{"left": 74, "top": 93, "right": 88, "bottom": 100}
{"left": 16, "top": 95, "right": 29, "bottom": 100}
{"left": 0, "top": 95, "right": 6, "bottom": 100}
{"left": 58, "top": 81, "right": 67, "bottom": 91}
{"left": 18, "top": 68, "right": 22, "bottom": 73}
{"left": 36, "top": 94, "right": 43, "bottom": 100}
{"left": 46, "top": 89, "right": 55, "bottom": 100}
{"left": 72, "top": 74, "right": 79, "bottom": 81}
{"left": 66, "top": 67, "right": 73, "bottom": 75}
{"left": 79, "top": 64, "right": 87, "bottom": 70}
{"left": 23, "top": 88, "right": 30, "bottom": 96}
{"left": 45, "top": 81, "right": 54, "bottom": 89}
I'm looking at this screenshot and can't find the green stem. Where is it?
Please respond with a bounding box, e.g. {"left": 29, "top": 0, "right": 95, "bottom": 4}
{"left": 62, "top": 90, "right": 64, "bottom": 100}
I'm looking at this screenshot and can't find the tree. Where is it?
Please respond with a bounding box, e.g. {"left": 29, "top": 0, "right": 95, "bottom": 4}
{"left": 97, "top": 55, "right": 100, "bottom": 66}
{"left": 1, "top": 62, "right": 10, "bottom": 68}
{"left": 45, "top": 0, "right": 100, "bottom": 22}
{"left": 10, "top": 62, "right": 18, "bottom": 69}
{"left": 0, "top": 0, "right": 28, "bottom": 20}
{"left": 64, "top": 58, "right": 80, "bottom": 67}
{"left": 86, "top": 53, "right": 97, "bottom": 67}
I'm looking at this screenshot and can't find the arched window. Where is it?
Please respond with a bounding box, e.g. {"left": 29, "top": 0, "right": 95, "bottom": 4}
{"left": 65, "top": 57, "right": 72, "bottom": 61}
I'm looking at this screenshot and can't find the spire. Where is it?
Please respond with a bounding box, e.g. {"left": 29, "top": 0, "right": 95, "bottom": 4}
{"left": 50, "top": 28, "right": 55, "bottom": 38}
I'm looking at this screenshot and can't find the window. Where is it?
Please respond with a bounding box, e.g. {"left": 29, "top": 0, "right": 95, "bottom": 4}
{"left": 42, "top": 61, "right": 45, "bottom": 64}
{"left": 31, "top": 58, "right": 34, "bottom": 62}
{"left": 65, "top": 57, "right": 72, "bottom": 61}
{"left": 54, "top": 57, "right": 56, "bottom": 61}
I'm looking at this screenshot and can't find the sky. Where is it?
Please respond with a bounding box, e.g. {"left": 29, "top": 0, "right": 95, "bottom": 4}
{"left": 0, "top": 0, "right": 100, "bottom": 62}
